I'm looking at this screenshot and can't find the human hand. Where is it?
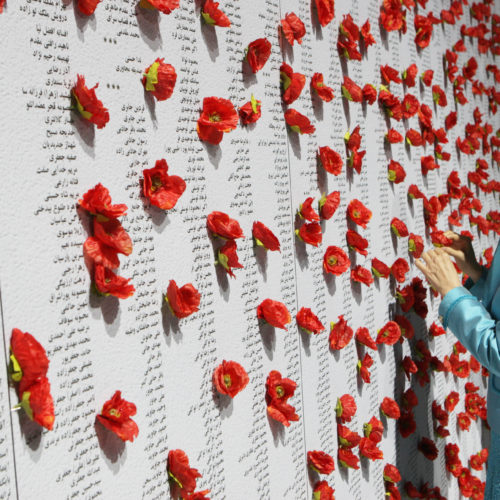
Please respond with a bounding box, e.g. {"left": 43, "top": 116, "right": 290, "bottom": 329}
{"left": 440, "top": 231, "right": 482, "bottom": 282}
{"left": 415, "top": 248, "right": 462, "bottom": 297}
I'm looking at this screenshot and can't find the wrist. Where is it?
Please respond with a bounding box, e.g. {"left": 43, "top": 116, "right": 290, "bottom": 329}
{"left": 466, "top": 263, "right": 483, "bottom": 283}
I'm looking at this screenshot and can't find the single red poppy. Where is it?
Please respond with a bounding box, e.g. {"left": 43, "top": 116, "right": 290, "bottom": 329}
{"left": 421, "top": 69, "right": 434, "bottom": 86}
{"left": 314, "top": 0, "right": 334, "bottom": 27}
{"left": 72, "top": 75, "right": 109, "bottom": 129}
{"left": 266, "top": 371, "right": 299, "bottom": 426}
{"left": 457, "top": 412, "right": 471, "bottom": 431}
{"left": 139, "top": 0, "right": 179, "bottom": 14}
{"left": 16, "top": 377, "right": 55, "bottom": 430}
{"left": 445, "top": 111, "right": 457, "bottom": 129}
{"left": 444, "top": 392, "right": 459, "bottom": 413}
{"left": 346, "top": 230, "right": 368, "bottom": 256}
{"left": 307, "top": 450, "right": 335, "bottom": 474}
{"left": 357, "top": 353, "right": 374, "bottom": 383}
{"left": 281, "top": 12, "right": 306, "bottom": 45}
{"left": 217, "top": 240, "right": 244, "bottom": 278}
{"left": 398, "top": 411, "right": 416, "bottom": 438}
{"left": 362, "top": 84, "right": 377, "bottom": 104}
{"left": 213, "top": 360, "right": 249, "bottom": 398}
{"left": 319, "top": 191, "right": 340, "bottom": 220}
{"left": 386, "top": 129, "right": 404, "bottom": 143}
{"left": 402, "top": 94, "right": 419, "bottom": 118}
{"left": 207, "top": 211, "right": 243, "bottom": 239}
{"left": 9, "top": 328, "right": 50, "bottom": 394}
{"left": 94, "top": 265, "right": 135, "bottom": 299}
{"left": 390, "top": 217, "right": 408, "bottom": 238}
{"left": 429, "top": 322, "right": 446, "bottom": 337}
{"left": 376, "top": 321, "right": 401, "bottom": 345}
{"left": 371, "top": 258, "right": 391, "bottom": 278}
{"left": 406, "top": 129, "right": 424, "bottom": 147}
{"left": 401, "top": 356, "right": 418, "bottom": 380}
{"left": 298, "top": 197, "right": 320, "bottom": 222}
{"left": 257, "top": 299, "right": 291, "bottom": 330}
{"left": 84, "top": 237, "right": 119, "bottom": 270}
{"left": 351, "top": 266, "right": 374, "bottom": 286}
{"left": 337, "top": 424, "right": 361, "bottom": 448}
{"left": 414, "top": 15, "right": 433, "bottom": 48}
{"left": 388, "top": 160, "right": 406, "bottom": 183}
{"left": 201, "top": 0, "right": 230, "bottom": 27}
{"left": 165, "top": 280, "right": 201, "bottom": 318}
{"left": 359, "top": 437, "right": 384, "bottom": 460}
{"left": 77, "top": 0, "right": 101, "bottom": 15}
{"left": 344, "top": 125, "right": 362, "bottom": 151}
{"left": 318, "top": 146, "right": 342, "bottom": 175}
{"left": 142, "top": 58, "right": 177, "bottom": 101}
{"left": 311, "top": 73, "right": 334, "bottom": 102}
{"left": 363, "top": 416, "right": 383, "bottom": 443}
{"left": 284, "top": 109, "right": 315, "bottom": 134}
{"left": 239, "top": 95, "right": 262, "bottom": 124}
{"left": 96, "top": 390, "right": 139, "bottom": 442}
{"left": 418, "top": 437, "right": 438, "bottom": 460}
{"left": 79, "top": 183, "right": 128, "bottom": 219}
{"left": 432, "top": 84, "right": 447, "bottom": 106}
{"left": 296, "top": 222, "right": 322, "bottom": 246}
{"left": 338, "top": 447, "right": 360, "bottom": 469}
{"left": 280, "top": 63, "right": 306, "bottom": 104}
{"left": 402, "top": 388, "right": 418, "bottom": 409}
{"left": 384, "top": 464, "right": 401, "bottom": 483}
{"left": 197, "top": 97, "right": 238, "bottom": 145}
{"left": 252, "top": 221, "right": 280, "bottom": 251}
{"left": 342, "top": 76, "right": 363, "bottom": 102}
{"left": 167, "top": 449, "right": 202, "bottom": 496}
{"left": 347, "top": 199, "right": 372, "bottom": 228}
{"left": 246, "top": 38, "right": 272, "bottom": 73}
{"left": 408, "top": 233, "right": 424, "bottom": 259}
{"left": 296, "top": 307, "right": 325, "bottom": 334}
{"left": 349, "top": 149, "right": 366, "bottom": 174}
{"left": 381, "top": 64, "right": 402, "bottom": 85}
{"left": 142, "top": 159, "right": 186, "bottom": 210}
{"left": 323, "top": 246, "right": 350, "bottom": 275}
{"left": 355, "top": 327, "right": 377, "bottom": 350}
{"left": 391, "top": 258, "right": 409, "bottom": 283}
{"left": 335, "top": 394, "right": 357, "bottom": 423}
{"left": 313, "top": 481, "right": 335, "bottom": 499}
{"left": 93, "top": 217, "right": 133, "bottom": 256}
{"left": 329, "top": 316, "right": 353, "bottom": 350}
{"left": 421, "top": 155, "right": 439, "bottom": 176}
{"left": 380, "top": 397, "right": 401, "bottom": 419}
{"left": 361, "top": 20, "right": 375, "bottom": 47}
{"left": 402, "top": 63, "right": 418, "bottom": 87}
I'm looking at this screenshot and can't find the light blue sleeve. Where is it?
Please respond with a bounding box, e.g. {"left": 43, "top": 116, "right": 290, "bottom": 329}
{"left": 438, "top": 286, "right": 500, "bottom": 377}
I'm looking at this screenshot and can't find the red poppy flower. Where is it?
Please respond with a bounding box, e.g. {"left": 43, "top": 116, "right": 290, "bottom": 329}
{"left": 465, "top": 382, "right": 479, "bottom": 394}
{"left": 386, "top": 129, "right": 403, "bottom": 144}
{"left": 252, "top": 221, "right": 280, "bottom": 251}
{"left": 421, "top": 69, "right": 434, "bottom": 86}
{"left": 165, "top": 280, "right": 200, "bottom": 318}
{"left": 351, "top": 266, "right": 374, "bottom": 287}
{"left": 362, "top": 84, "right": 377, "bottom": 104}
{"left": 246, "top": 38, "right": 271, "bottom": 73}
{"left": 401, "top": 356, "right": 418, "bottom": 380}
{"left": 349, "top": 149, "right": 366, "bottom": 174}
{"left": 318, "top": 146, "right": 342, "bottom": 175}
{"left": 257, "top": 299, "right": 291, "bottom": 330}
{"left": 142, "top": 58, "right": 177, "bottom": 101}
{"left": 323, "top": 246, "right": 350, "bottom": 275}
{"left": 342, "top": 76, "right": 363, "bottom": 102}
{"left": 314, "top": 0, "right": 334, "bottom": 27}
{"left": 430, "top": 230, "right": 452, "bottom": 247}
{"left": 432, "top": 85, "right": 447, "bottom": 107}
{"left": 432, "top": 401, "right": 448, "bottom": 427}
{"left": 402, "top": 94, "right": 419, "bottom": 119}
{"left": 421, "top": 155, "right": 439, "bottom": 176}
{"left": 338, "top": 448, "right": 360, "bottom": 469}
{"left": 184, "top": 491, "right": 211, "bottom": 500}
{"left": 142, "top": 159, "right": 186, "bottom": 210}
{"left": 390, "top": 217, "right": 408, "bottom": 238}
{"left": 384, "top": 464, "right": 401, "bottom": 483}
{"left": 444, "top": 392, "right": 459, "bottom": 413}
{"left": 395, "top": 284, "right": 414, "bottom": 312}
{"left": 79, "top": 183, "right": 127, "bottom": 219}
{"left": 77, "top": 0, "right": 101, "bottom": 15}
{"left": 381, "top": 64, "right": 402, "bottom": 85}
{"left": 298, "top": 197, "right": 320, "bottom": 222}
{"left": 361, "top": 20, "right": 375, "bottom": 47}
{"left": 280, "top": 63, "right": 306, "bottom": 105}
{"left": 402, "top": 64, "right": 418, "bottom": 87}
{"left": 329, "top": 316, "right": 353, "bottom": 350}
{"left": 307, "top": 450, "right": 335, "bottom": 474}
{"left": 387, "top": 160, "right": 406, "bottom": 183}
{"left": 371, "top": 258, "right": 391, "bottom": 279}
{"left": 96, "top": 390, "right": 138, "bottom": 442}
{"left": 391, "top": 258, "right": 409, "bottom": 283}
{"left": 445, "top": 111, "right": 457, "bottom": 129}
{"left": 0, "top": 0, "right": 4, "bottom": 12}
{"left": 380, "top": 2, "right": 404, "bottom": 32}
{"left": 16, "top": 377, "right": 55, "bottom": 430}
{"left": 213, "top": 360, "right": 249, "bottom": 398}
{"left": 337, "top": 424, "right": 362, "bottom": 448}
{"left": 167, "top": 449, "right": 202, "bottom": 497}
{"left": 239, "top": 95, "right": 262, "bottom": 124}
{"left": 9, "top": 328, "right": 49, "bottom": 394}
{"left": 313, "top": 481, "right": 335, "bottom": 499}
{"left": 281, "top": 12, "right": 305, "bottom": 45}
{"left": 72, "top": 75, "right": 109, "bottom": 129}
{"left": 319, "top": 191, "right": 340, "bottom": 220}
{"left": 357, "top": 353, "right": 373, "bottom": 383}
{"left": 402, "top": 388, "right": 418, "bottom": 409}
{"left": 335, "top": 394, "right": 357, "bottom": 423}
{"left": 207, "top": 211, "right": 243, "bottom": 239}
{"left": 311, "top": 73, "right": 334, "bottom": 102}
{"left": 457, "top": 412, "right": 471, "bottom": 431}
{"left": 93, "top": 218, "right": 132, "bottom": 257}
{"left": 355, "top": 327, "right": 377, "bottom": 350}
{"left": 414, "top": 15, "right": 433, "bottom": 48}
{"left": 284, "top": 109, "right": 315, "bottom": 134}
{"left": 346, "top": 230, "right": 368, "bottom": 256}
{"left": 406, "top": 129, "right": 423, "bottom": 147}
{"left": 408, "top": 233, "right": 424, "bottom": 259}
{"left": 201, "top": 0, "right": 230, "bottom": 27}
{"left": 296, "top": 222, "right": 322, "bottom": 246}
{"left": 94, "top": 265, "right": 135, "bottom": 299}
{"left": 380, "top": 397, "right": 400, "bottom": 419}
{"left": 394, "top": 315, "right": 413, "bottom": 341}
{"left": 197, "top": 97, "right": 238, "bottom": 145}
{"left": 344, "top": 125, "right": 362, "bottom": 151}
{"left": 359, "top": 437, "right": 384, "bottom": 460}
{"left": 418, "top": 437, "right": 438, "bottom": 460}
{"left": 140, "top": 0, "right": 179, "bottom": 14}
{"left": 265, "top": 371, "right": 299, "bottom": 426}
{"left": 398, "top": 410, "right": 416, "bottom": 438}
{"left": 296, "top": 307, "right": 325, "bottom": 334}
{"left": 429, "top": 322, "right": 446, "bottom": 338}
{"left": 217, "top": 240, "right": 243, "bottom": 278}
{"left": 347, "top": 199, "right": 372, "bottom": 228}
{"left": 376, "top": 321, "right": 401, "bottom": 345}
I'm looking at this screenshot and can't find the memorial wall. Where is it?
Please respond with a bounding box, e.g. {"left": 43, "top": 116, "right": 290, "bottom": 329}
{"left": 0, "top": 0, "right": 499, "bottom": 498}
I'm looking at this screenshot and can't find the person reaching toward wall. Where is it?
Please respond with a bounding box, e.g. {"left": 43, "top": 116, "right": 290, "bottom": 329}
{"left": 415, "top": 231, "right": 500, "bottom": 499}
